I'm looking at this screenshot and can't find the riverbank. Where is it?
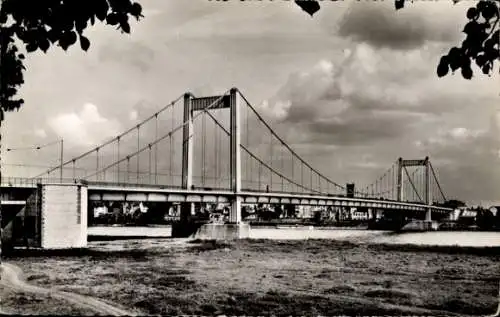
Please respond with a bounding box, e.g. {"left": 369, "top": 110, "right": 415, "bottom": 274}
{"left": 5, "top": 238, "right": 500, "bottom": 316}
{"left": 87, "top": 226, "right": 500, "bottom": 247}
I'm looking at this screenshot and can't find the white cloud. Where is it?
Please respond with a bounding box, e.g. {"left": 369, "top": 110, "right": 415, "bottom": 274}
{"left": 260, "top": 39, "right": 499, "bottom": 204}
{"left": 49, "top": 103, "right": 121, "bottom": 148}
{"left": 129, "top": 110, "right": 138, "bottom": 121}
{"left": 34, "top": 128, "right": 47, "bottom": 138}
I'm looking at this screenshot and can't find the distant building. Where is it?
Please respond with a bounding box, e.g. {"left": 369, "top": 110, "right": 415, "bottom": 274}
{"left": 489, "top": 206, "right": 499, "bottom": 216}
{"left": 94, "top": 206, "right": 108, "bottom": 218}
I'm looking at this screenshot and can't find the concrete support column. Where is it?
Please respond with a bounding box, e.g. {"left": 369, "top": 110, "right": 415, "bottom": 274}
{"left": 179, "top": 202, "right": 195, "bottom": 223}
{"left": 181, "top": 93, "right": 195, "bottom": 223}
{"left": 286, "top": 204, "right": 296, "bottom": 218}
{"left": 228, "top": 88, "right": 242, "bottom": 224}
{"left": 182, "top": 93, "right": 194, "bottom": 190}
{"left": 229, "top": 197, "right": 242, "bottom": 224}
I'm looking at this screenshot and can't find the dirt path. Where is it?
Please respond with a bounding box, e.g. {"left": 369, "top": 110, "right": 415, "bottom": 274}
{"left": 0, "top": 262, "right": 137, "bottom": 316}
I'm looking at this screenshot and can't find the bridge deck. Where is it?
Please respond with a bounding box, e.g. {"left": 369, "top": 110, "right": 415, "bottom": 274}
{"left": 0, "top": 179, "right": 453, "bottom": 213}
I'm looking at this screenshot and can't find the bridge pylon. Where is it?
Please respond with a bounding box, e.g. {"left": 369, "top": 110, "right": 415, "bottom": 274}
{"left": 176, "top": 88, "right": 248, "bottom": 238}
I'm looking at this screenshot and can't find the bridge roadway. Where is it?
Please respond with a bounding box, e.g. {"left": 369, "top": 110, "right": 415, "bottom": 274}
{"left": 0, "top": 179, "right": 453, "bottom": 213}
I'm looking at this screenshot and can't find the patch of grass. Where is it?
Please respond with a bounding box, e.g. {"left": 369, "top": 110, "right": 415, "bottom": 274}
{"left": 9, "top": 238, "right": 500, "bottom": 316}
{"left": 6, "top": 247, "right": 149, "bottom": 260}
{"left": 0, "top": 290, "right": 96, "bottom": 315}
{"left": 324, "top": 284, "right": 357, "bottom": 294}
{"left": 88, "top": 235, "right": 172, "bottom": 241}
{"left": 368, "top": 242, "right": 500, "bottom": 256}
{"left": 187, "top": 239, "right": 232, "bottom": 252}
{"left": 365, "top": 288, "right": 415, "bottom": 301}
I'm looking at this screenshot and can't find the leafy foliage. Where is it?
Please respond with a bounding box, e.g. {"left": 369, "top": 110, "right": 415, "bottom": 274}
{"left": 297, "top": 0, "right": 500, "bottom": 80}
{"left": 0, "top": 0, "right": 143, "bottom": 119}
{"left": 295, "top": 0, "right": 321, "bottom": 17}
{"left": 435, "top": 0, "right": 499, "bottom": 79}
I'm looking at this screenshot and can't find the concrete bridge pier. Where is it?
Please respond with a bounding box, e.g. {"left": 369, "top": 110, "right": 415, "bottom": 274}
{"left": 178, "top": 202, "right": 194, "bottom": 223}
{"left": 425, "top": 208, "right": 432, "bottom": 222}
{"left": 193, "top": 196, "right": 250, "bottom": 240}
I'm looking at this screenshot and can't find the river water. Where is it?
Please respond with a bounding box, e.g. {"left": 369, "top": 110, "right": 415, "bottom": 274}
{"left": 88, "top": 226, "right": 500, "bottom": 247}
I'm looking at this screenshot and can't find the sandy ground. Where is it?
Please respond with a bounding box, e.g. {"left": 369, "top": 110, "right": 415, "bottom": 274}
{"left": 5, "top": 238, "right": 500, "bottom": 316}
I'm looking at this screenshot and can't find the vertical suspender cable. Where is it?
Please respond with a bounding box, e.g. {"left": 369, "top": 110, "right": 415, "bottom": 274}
{"left": 136, "top": 125, "right": 140, "bottom": 182}
{"left": 127, "top": 156, "right": 130, "bottom": 183}
{"left": 281, "top": 146, "right": 284, "bottom": 192}
{"left": 215, "top": 121, "right": 218, "bottom": 188}
{"left": 148, "top": 144, "right": 152, "bottom": 185}
{"left": 96, "top": 148, "right": 99, "bottom": 181}
{"left": 117, "top": 137, "right": 120, "bottom": 183}
{"left": 202, "top": 111, "right": 206, "bottom": 187}
{"left": 155, "top": 114, "right": 158, "bottom": 184}
{"left": 170, "top": 105, "right": 174, "bottom": 184}
{"left": 269, "top": 133, "right": 273, "bottom": 191}
{"left": 301, "top": 163, "right": 304, "bottom": 193}
{"left": 246, "top": 103, "right": 249, "bottom": 189}
{"left": 310, "top": 168, "right": 312, "bottom": 194}
{"left": 258, "top": 161, "right": 262, "bottom": 191}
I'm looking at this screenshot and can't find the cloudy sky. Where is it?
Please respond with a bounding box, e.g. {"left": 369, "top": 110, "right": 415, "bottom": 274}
{"left": 2, "top": 0, "right": 499, "bottom": 206}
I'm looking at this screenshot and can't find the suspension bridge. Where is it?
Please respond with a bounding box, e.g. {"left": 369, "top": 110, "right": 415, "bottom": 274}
{"left": 2, "top": 88, "right": 453, "bottom": 243}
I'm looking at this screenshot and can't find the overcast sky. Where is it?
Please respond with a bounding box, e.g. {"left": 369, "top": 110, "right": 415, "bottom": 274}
{"left": 2, "top": 0, "right": 499, "bottom": 206}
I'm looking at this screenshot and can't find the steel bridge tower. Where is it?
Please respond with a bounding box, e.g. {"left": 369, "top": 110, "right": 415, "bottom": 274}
{"left": 181, "top": 88, "right": 242, "bottom": 224}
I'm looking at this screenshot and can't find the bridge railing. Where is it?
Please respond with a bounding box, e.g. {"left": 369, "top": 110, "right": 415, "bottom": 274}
{"left": 0, "top": 176, "right": 82, "bottom": 187}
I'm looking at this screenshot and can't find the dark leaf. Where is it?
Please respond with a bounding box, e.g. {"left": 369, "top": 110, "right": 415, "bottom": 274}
{"left": 395, "top": 0, "right": 405, "bottom": 10}
{"left": 482, "top": 63, "right": 491, "bottom": 75}
{"left": 461, "top": 65, "right": 473, "bottom": 79}
{"left": 462, "top": 21, "right": 479, "bottom": 35}
{"left": 39, "top": 37, "right": 50, "bottom": 53}
{"left": 121, "top": 21, "right": 130, "bottom": 34}
{"left": 448, "top": 47, "right": 461, "bottom": 71}
{"left": 295, "top": 0, "right": 321, "bottom": 17}
{"left": 26, "top": 42, "right": 38, "bottom": 52}
{"left": 59, "top": 32, "right": 74, "bottom": 50}
{"left": 485, "top": 38, "right": 494, "bottom": 51}
{"left": 106, "top": 13, "right": 119, "bottom": 25}
{"left": 95, "top": 0, "right": 110, "bottom": 22}
{"left": 475, "top": 53, "right": 487, "bottom": 67}
{"left": 481, "top": 2, "right": 497, "bottom": 20}
{"left": 437, "top": 58, "right": 449, "bottom": 77}
{"left": 67, "top": 31, "right": 77, "bottom": 46}
{"left": 47, "top": 28, "right": 59, "bottom": 43}
{"left": 79, "top": 35, "right": 90, "bottom": 51}
{"left": 476, "top": 0, "right": 488, "bottom": 12}
{"left": 466, "top": 7, "right": 478, "bottom": 20}
{"left": 130, "top": 2, "right": 142, "bottom": 17}
{"left": 60, "top": 41, "right": 69, "bottom": 51}
{"left": 75, "top": 18, "right": 87, "bottom": 34}
{"left": 15, "top": 28, "right": 27, "bottom": 41}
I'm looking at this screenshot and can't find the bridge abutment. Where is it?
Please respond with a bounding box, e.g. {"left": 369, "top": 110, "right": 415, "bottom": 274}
{"left": 41, "top": 183, "right": 88, "bottom": 249}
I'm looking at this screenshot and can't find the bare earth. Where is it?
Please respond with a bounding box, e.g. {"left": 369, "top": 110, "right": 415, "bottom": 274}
{"left": 4, "top": 238, "right": 500, "bottom": 316}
